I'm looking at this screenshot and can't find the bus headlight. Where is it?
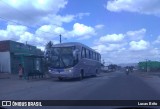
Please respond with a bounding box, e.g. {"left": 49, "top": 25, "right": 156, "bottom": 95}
{"left": 68, "top": 69, "right": 72, "bottom": 73}
{"left": 65, "top": 69, "right": 72, "bottom": 73}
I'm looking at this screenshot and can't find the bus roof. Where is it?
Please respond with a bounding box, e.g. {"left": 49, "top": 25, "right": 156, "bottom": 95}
{"left": 52, "top": 42, "right": 100, "bottom": 54}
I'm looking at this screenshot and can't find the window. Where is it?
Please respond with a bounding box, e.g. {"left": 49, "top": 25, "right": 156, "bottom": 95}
{"left": 81, "top": 47, "right": 86, "bottom": 58}
{"left": 86, "top": 49, "right": 89, "bottom": 58}
{"left": 95, "top": 53, "right": 97, "bottom": 61}
{"left": 89, "top": 50, "right": 91, "bottom": 59}
{"left": 99, "top": 54, "right": 101, "bottom": 62}
{"left": 98, "top": 54, "right": 100, "bottom": 61}
{"left": 93, "top": 52, "right": 96, "bottom": 60}
{"left": 90, "top": 51, "right": 93, "bottom": 59}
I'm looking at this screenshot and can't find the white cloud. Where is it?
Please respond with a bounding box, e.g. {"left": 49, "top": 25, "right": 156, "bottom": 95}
{"left": 0, "top": 0, "right": 91, "bottom": 26}
{"left": 0, "top": 0, "right": 69, "bottom": 25}
{"left": 106, "top": 0, "right": 160, "bottom": 16}
{"left": 92, "top": 43, "right": 125, "bottom": 53}
{"left": 0, "top": 24, "right": 61, "bottom": 51}
{"left": 126, "top": 28, "right": 146, "bottom": 41}
{"left": 95, "top": 24, "right": 104, "bottom": 29}
{"left": 76, "top": 13, "right": 90, "bottom": 19}
{"left": 153, "top": 35, "right": 160, "bottom": 44}
{"left": 0, "top": 23, "right": 97, "bottom": 51}
{"left": 129, "top": 40, "right": 150, "bottom": 50}
{"left": 94, "top": 28, "right": 154, "bottom": 64}
{"left": 99, "top": 34, "right": 125, "bottom": 43}
{"left": 92, "top": 44, "right": 107, "bottom": 53}
{"left": 98, "top": 28, "right": 146, "bottom": 44}
{"left": 0, "top": 24, "right": 27, "bottom": 40}
{"left": 41, "top": 14, "right": 75, "bottom": 26}
{"left": 35, "top": 23, "right": 97, "bottom": 40}
{"left": 69, "top": 23, "right": 96, "bottom": 39}
{"left": 35, "top": 25, "right": 66, "bottom": 39}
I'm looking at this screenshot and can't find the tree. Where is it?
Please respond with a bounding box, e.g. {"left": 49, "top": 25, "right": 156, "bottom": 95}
{"left": 45, "top": 41, "right": 53, "bottom": 50}
{"left": 44, "top": 41, "right": 53, "bottom": 72}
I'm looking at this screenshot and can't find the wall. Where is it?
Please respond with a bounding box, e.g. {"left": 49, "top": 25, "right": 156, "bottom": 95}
{"left": 0, "top": 52, "right": 11, "bottom": 73}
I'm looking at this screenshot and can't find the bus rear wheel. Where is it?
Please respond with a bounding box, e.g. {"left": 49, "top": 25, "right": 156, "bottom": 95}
{"left": 58, "top": 77, "right": 63, "bottom": 81}
{"left": 95, "top": 69, "right": 98, "bottom": 77}
{"left": 79, "top": 70, "right": 84, "bottom": 80}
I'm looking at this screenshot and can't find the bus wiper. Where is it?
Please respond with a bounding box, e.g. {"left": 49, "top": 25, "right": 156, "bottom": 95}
{"left": 60, "top": 57, "right": 67, "bottom": 68}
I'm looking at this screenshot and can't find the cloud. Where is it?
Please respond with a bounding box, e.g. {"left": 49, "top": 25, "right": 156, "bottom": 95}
{"left": 69, "top": 23, "right": 96, "bottom": 39}
{"left": 0, "top": 24, "right": 61, "bottom": 51}
{"left": 126, "top": 28, "right": 146, "bottom": 41}
{"left": 0, "top": 24, "right": 27, "bottom": 41}
{"left": 40, "top": 14, "right": 75, "bottom": 26}
{"left": 106, "top": 0, "right": 160, "bottom": 16}
{"left": 76, "top": 13, "right": 90, "bottom": 19}
{"left": 0, "top": 0, "right": 91, "bottom": 26}
{"left": 0, "top": 23, "right": 97, "bottom": 51}
{"left": 153, "top": 35, "right": 160, "bottom": 44}
{"left": 129, "top": 40, "right": 150, "bottom": 51}
{"left": 95, "top": 24, "right": 104, "bottom": 29}
{"left": 92, "top": 43, "right": 126, "bottom": 53}
{"left": 94, "top": 28, "right": 153, "bottom": 64}
{"left": 35, "top": 25, "right": 66, "bottom": 39}
{"left": 98, "top": 28, "right": 146, "bottom": 44}
{"left": 0, "top": 0, "right": 69, "bottom": 25}
{"left": 99, "top": 34, "right": 125, "bottom": 43}
{"left": 36, "top": 23, "right": 96, "bottom": 40}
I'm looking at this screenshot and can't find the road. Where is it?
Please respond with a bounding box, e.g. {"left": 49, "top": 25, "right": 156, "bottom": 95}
{"left": 0, "top": 71, "right": 160, "bottom": 109}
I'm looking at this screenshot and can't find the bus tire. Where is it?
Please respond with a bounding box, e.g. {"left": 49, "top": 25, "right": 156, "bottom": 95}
{"left": 58, "top": 77, "right": 63, "bottom": 81}
{"left": 79, "top": 70, "right": 84, "bottom": 80}
{"left": 95, "top": 69, "right": 98, "bottom": 76}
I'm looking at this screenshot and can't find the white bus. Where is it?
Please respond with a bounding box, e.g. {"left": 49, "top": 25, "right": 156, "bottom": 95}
{"left": 46, "top": 42, "right": 101, "bottom": 80}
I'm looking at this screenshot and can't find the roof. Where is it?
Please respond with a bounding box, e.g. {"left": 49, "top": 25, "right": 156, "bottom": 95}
{"left": 0, "top": 40, "right": 43, "bottom": 55}
{"left": 52, "top": 42, "right": 99, "bottom": 54}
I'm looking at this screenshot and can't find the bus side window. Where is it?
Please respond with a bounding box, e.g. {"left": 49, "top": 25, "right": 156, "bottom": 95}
{"left": 81, "top": 47, "right": 86, "bottom": 58}
{"left": 90, "top": 51, "right": 93, "bottom": 59}
{"left": 89, "top": 50, "right": 91, "bottom": 59}
{"left": 95, "top": 53, "right": 97, "bottom": 61}
{"left": 97, "top": 54, "right": 99, "bottom": 61}
{"left": 93, "top": 52, "right": 95, "bottom": 60}
{"left": 98, "top": 54, "right": 100, "bottom": 61}
{"left": 86, "top": 49, "right": 89, "bottom": 59}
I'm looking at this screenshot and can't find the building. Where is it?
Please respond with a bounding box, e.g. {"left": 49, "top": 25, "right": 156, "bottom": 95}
{"left": 0, "top": 40, "right": 44, "bottom": 74}
{"left": 138, "top": 61, "right": 160, "bottom": 72}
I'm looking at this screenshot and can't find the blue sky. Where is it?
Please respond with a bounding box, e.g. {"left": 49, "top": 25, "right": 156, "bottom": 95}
{"left": 0, "top": 0, "right": 160, "bottom": 64}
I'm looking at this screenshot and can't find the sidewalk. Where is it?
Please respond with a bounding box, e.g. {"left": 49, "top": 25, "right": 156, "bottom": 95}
{"left": 0, "top": 72, "right": 51, "bottom": 81}
{"left": 0, "top": 73, "right": 11, "bottom": 79}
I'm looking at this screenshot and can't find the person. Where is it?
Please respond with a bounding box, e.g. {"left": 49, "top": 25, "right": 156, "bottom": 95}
{"left": 18, "top": 64, "right": 23, "bottom": 79}
{"left": 126, "top": 66, "right": 129, "bottom": 75}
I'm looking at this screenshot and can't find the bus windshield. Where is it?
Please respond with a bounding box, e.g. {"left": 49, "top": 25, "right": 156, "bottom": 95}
{"left": 50, "top": 46, "right": 75, "bottom": 68}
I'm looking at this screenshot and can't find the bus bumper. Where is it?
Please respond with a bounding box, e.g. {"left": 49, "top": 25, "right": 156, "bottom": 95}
{"left": 48, "top": 70, "right": 76, "bottom": 79}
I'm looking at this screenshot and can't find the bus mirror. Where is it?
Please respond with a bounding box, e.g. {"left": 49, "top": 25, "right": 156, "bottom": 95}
{"left": 73, "top": 49, "right": 79, "bottom": 58}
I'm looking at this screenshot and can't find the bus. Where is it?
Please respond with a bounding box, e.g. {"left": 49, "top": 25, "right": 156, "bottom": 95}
{"left": 46, "top": 42, "right": 101, "bottom": 80}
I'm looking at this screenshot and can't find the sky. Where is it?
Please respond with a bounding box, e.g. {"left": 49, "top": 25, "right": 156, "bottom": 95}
{"left": 0, "top": 0, "right": 160, "bottom": 64}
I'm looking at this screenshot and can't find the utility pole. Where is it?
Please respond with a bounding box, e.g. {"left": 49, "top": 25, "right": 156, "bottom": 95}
{"left": 60, "top": 34, "right": 62, "bottom": 43}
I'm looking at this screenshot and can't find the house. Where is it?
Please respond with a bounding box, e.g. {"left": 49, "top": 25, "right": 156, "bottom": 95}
{"left": 0, "top": 40, "right": 44, "bottom": 74}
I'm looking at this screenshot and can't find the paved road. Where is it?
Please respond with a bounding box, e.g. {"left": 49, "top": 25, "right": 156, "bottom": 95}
{"left": 0, "top": 71, "right": 160, "bottom": 109}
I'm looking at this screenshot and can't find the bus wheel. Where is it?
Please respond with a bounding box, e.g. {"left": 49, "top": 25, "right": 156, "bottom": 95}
{"left": 58, "top": 77, "right": 63, "bottom": 81}
{"left": 95, "top": 69, "right": 98, "bottom": 76}
{"left": 79, "top": 70, "right": 84, "bottom": 80}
